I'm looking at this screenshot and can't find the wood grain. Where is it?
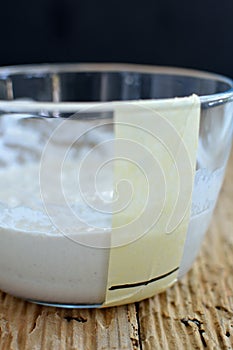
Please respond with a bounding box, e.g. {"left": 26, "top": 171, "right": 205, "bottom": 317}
{"left": 0, "top": 151, "right": 232, "bottom": 350}
{"left": 0, "top": 296, "right": 140, "bottom": 350}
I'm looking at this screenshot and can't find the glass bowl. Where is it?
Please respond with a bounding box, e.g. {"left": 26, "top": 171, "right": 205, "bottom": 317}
{"left": 0, "top": 64, "right": 232, "bottom": 308}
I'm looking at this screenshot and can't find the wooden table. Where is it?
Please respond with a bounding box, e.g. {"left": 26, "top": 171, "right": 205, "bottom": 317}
{"left": 0, "top": 151, "right": 232, "bottom": 350}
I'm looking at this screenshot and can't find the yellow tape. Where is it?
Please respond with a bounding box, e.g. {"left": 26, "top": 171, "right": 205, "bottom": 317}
{"left": 102, "top": 95, "right": 200, "bottom": 307}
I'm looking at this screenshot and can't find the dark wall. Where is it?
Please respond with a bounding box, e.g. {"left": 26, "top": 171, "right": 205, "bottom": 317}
{"left": 1, "top": 0, "right": 233, "bottom": 78}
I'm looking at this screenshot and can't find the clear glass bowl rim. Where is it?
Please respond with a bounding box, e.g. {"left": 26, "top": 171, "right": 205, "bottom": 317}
{"left": 0, "top": 63, "right": 233, "bottom": 113}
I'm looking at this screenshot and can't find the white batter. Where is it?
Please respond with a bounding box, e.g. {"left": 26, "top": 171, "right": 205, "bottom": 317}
{"left": 0, "top": 115, "right": 225, "bottom": 305}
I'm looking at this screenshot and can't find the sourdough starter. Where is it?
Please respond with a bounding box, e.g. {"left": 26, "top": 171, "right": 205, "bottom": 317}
{"left": 0, "top": 116, "right": 225, "bottom": 305}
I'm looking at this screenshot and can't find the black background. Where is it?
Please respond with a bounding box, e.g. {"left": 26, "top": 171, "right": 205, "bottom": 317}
{"left": 1, "top": 0, "right": 233, "bottom": 78}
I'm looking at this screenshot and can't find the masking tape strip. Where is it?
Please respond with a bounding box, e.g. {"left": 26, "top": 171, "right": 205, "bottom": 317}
{"left": 102, "top": 95, "right": 200, "bottom": 307}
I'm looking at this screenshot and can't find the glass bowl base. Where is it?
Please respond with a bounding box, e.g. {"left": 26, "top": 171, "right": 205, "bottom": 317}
{"left": 26, "top": 299, "right": 102, "bottom": 309}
